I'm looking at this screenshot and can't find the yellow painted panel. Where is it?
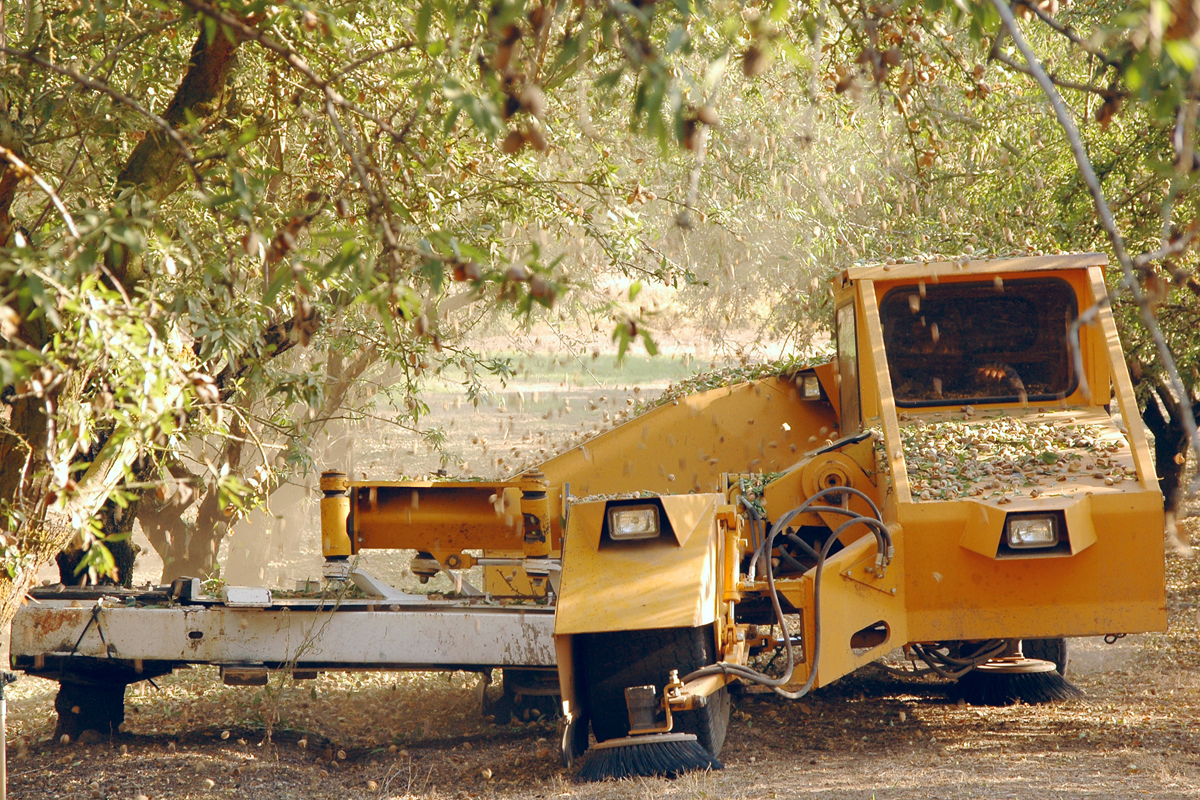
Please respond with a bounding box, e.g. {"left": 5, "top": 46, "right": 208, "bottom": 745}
{"left": 957, "top": 501, "right": 1003, "bottom": 559}
{"left": 351, "top": 484, "right": 525, "bottom": 554}
{"left": 900, "top": 490, "right": 1165, "bottom": 640}
{"left": 957, "top": 495, "right": 1098, "bottom": 559}
{"left": 554, "top": 634, "right": 580, "bottom": 720}
{"left": 1088, "top": 266, "right": 1158, "bottom": 488}
{"left": 760, "top": 448, "right": 881, "bottom": 531}
{"left": 660, "top": 495, "right": 711, "bottom": 548}
{"left": 572, "top": 502, "right": 607, "bottom": 552}
{"left": 813, "top": 532, "right": 908, "bottom": 685}
{"left": 814, "top": 362, "right": 840, "bottom": 416}
{"left": 555, "top": 495, "right": 723, "bottom": 634}
{"left": 534, "top": 378, "right": 839, "bottom": 506}
{"left": 845, "top": 253, "right": 1107, "bottom": 282}
{"left": 859, "top": 280, "right": 911, "bottom": 503}
{"left": 1061, "top": 496, "right": 1098, "bottom": 555}
{"left": 320, "top": 495, "right": 351, "bottom": 557}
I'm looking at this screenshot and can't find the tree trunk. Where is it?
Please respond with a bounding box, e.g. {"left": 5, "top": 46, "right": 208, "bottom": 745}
{"left": 55, "top": 458, "right": 154, "bottom": 587}
{"left": 0, "top": 18, "right": 248, "bottom": 627}
{"left": 114, "top": 20, "right": 243, "bottom": 197}
{"left": 138, "top": 346, "right": 377, "bottom": 583}
{"left": 1141, "top": 379, "right": 1197, "bottom": 514}
{"left": 138, "top": 486, "right": 230, "bottom": 582}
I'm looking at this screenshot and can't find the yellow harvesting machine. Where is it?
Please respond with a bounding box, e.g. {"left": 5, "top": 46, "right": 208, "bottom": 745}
{"left": 318, "top": 252, "right": 1164, "bottom": 767}
{"left": 14, "top": 253, "right": 1165, "bottom": 771}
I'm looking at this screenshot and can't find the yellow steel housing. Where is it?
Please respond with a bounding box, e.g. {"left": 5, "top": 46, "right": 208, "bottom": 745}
{"left": 838, "top": 254, "right": 1165, "bottom": 650}
{"left": 324, "top": 252, "right": 1164, "bottom": 715}
{"left": 534, "top": 376, "right": 839, "bottom": 539}
{"left": 319, "top": 471, "right": 352, "bottom": 557}
{"left": 554, "top": 494, "right": 727, "bottom": 635}
{"left": 319, "top": 474, "right": 556, "bottom": 566}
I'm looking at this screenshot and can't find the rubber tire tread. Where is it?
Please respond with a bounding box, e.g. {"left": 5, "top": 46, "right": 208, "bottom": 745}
{"left": 577, "top": 626, "right": 730, "bottom": 757}
{"left": 1021, "top": 637, "right": 1069, "bottom": 676}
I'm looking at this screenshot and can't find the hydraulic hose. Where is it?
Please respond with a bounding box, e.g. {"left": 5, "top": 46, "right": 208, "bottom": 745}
{"left": 910, "top": 640, "right": 1007, "bottom": 679}
{"left": 870, "top": 638, "right": 1007, "bottom": 680}
{"left": 746, "top": 485, "right": 890, "bottom": 583}
{"left": 738, "top": 496, "right": 767, "bottom": 579}
{"left": 684, "top": 485, "right": 894, "bottom": 701}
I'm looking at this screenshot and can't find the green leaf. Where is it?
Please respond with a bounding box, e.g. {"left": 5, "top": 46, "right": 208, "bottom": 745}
{"left": 417, "top": 2, "right": 434, "bottom": 44}
{"left": 1164, "top": 40, "right": 1198, "bottom": 73}
{"left": 640, "top": 329, "right": 658, "bottom": 356}
{"left": 544, "top": 34, "right": 582, "bottom": 90}
{"left": 596, "top": 68, "right": 624, "bottom": 92}
{"left": 612, "top": 323, "right": 632, "bottom": 361}
{"left": 442, "top": 78, "right": 500, "bottom": 137}
{"left": 421, "top": 258, "right": 446, "bottom": 296}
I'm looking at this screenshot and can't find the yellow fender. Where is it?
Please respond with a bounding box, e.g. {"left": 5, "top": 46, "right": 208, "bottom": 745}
{"left": 554, "top": 493, "right": 725, "bottom": 635}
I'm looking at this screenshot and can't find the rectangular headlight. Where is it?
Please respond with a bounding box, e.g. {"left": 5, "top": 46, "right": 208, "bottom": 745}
{"left": 1006, "top": 515, "right": 1058, "bottom": 549}
{"left": 608, "top": 505, "right": 660, "bottom": 541}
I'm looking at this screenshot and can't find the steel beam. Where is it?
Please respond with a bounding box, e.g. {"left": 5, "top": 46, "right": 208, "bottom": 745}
{"left": 11, "top": 599, "right": 556, "bottom": 672}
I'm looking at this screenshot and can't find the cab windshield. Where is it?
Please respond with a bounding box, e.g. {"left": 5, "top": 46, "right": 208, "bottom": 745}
{"left": 879, "top": 278, "right": 1078, "bottom": 407}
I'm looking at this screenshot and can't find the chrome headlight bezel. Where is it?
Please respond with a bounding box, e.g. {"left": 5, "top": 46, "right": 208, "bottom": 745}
{"left": 606, "top": 504, "right": 661, "bottom": 541}
{"left": 1005, "top": 514, "right": 1059, "bottom": 549}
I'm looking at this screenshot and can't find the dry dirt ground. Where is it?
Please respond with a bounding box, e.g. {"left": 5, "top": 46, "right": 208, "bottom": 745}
{"left": 8, "top": 348, "right": 1200, "bottom": 799}
{"left": 6, "top": 523, "right": 1199, "bottom": 800}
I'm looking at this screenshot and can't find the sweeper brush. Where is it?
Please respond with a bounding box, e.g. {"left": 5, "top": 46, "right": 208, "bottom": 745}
{"left": 575, "top": 734, "right": 722, "bottom": 782}
{"left": 957, "top": 659, "right": 1084, "bottom": 706}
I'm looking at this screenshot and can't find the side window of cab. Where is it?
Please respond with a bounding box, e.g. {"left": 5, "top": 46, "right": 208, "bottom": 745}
{"left": 836, "top": 302, "right": 860, "bottom": 434}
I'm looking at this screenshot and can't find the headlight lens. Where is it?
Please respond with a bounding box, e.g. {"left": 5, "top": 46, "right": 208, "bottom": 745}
{"left": 1006, "top": 515, "right": 1058, "bottom": 549}
{"left": 608, "top": 505, "right": 660, "bottom": 541}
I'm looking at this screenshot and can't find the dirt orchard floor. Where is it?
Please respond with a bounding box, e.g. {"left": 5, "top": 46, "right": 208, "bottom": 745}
{"left": 7, "top": 520, "right": 1199, "bottom": 800}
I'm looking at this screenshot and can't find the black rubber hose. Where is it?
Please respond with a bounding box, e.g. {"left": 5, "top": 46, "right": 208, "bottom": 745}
{"left": 909, "top": 641, "right": 1007, "bottom": 679}
{"left": 748, "top": 487, "right": 891, "bottom": 579}
{"left": 685, "top": 486, "right": 893, "bottom": 700}
{"left": 739, "top": 497, "right": 767, "bottom": 579}
{"left": 684, "top": 506, "right": 846, "bottom": 699}
{"left": 776, "top": 543, "right": 808, "bottom": 574}
{"left": 785, "top": 533, "right": 821, "bottom": 561}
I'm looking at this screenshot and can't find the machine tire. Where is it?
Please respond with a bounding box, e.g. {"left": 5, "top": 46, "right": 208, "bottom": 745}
{"left": 1022, "top": 637, "right": 1069, "bottom": 675}
{"left": 501, "top": 668, "right": 561, "bottom": 722}
{"left": 577, "top": 626, "right": 730, "bottom": 758}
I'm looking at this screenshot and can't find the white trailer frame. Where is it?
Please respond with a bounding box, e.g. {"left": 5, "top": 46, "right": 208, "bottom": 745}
{"left": 11, "top": 577, "right": 557, "bottom": 685}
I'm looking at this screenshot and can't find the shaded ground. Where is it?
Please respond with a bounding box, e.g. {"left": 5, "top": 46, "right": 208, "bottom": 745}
{"left": 7, "top": 521, "right": 1199, "bottom": 799}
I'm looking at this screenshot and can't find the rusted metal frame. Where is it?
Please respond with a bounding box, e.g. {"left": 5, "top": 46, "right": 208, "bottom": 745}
{"left": 13, "top": 602, "right": 558, "bottom": 669}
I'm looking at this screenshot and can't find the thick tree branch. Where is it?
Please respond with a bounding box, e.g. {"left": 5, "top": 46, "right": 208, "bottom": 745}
{"left": 174, "top": 0, "right": 405, "bottom": 144}
{"left": 176, "top": 0, "right": 406, "bottom": 255}
{"left": 1013, "top": 0, "right": 1120, "bottom": 69}
{"left": 989, "top": 45, "right": 1116, "bottom": 98}
{"left": 991, "top": 0, "right": 1200, "bottom": 481}
{"left": 213, "top": 315, "right": 305, "bottom": 399}
{"left": 0, "top": 144, "right": 78, "bottom": 241}
{"left": 116, "top": 19, "right": 245, "bottom": 190}
{"left": 0, "top": 45, "right": 200, "bottom": 184}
